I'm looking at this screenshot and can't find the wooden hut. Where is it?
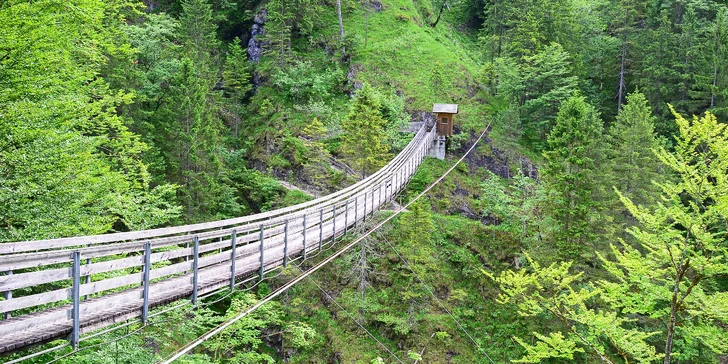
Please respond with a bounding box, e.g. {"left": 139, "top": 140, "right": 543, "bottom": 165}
{"left": 432, "top": 103, "right": 458, "bottom": 137}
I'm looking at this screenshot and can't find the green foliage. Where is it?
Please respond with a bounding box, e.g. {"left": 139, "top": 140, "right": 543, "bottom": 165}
{"left": 490, "top": 110, "right": 728, "bottom": 364}
{"left": 0, "top": 0, "right": 180, "bottom": 241}
{"left": 340, "top": 84, "right": 391, "bottom": 176}
{"left": 487, "top": 254, "right": 660, "bottom": 364}
{"left": 520, "top": 43, "right": 579, "bottom": 145}
{"left": 602, "top": 108, "right": 728, "bottom": 362}
{"left": 542, "top": 95, "right": 608, "bottom": 261}
{"left": 272, "top": 61, "right": 344, "bottom": 103}
{"left": 479, "top": 171, "right": 545, "bottom": 250}
{"left": 607, "top": 90, "right": 662, "bottom": 236}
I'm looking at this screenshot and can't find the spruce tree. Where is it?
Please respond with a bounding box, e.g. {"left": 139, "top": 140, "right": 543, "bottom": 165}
{"left": 542, "top": 95, "right": 607, "bottom": 261}
{"left": 607, "top": 90, "right": 661, "bottom": 233}
{"left": 340, "top": 85, "right": 391, "bottom": 177}
{"left": 521, "top": 43, "right": 579, "bottom": 147}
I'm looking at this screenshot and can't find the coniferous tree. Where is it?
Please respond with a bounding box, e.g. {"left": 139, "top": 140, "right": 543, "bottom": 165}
{"left": 692, "top": 7, "right": 728, "bottom": 119}
{"left": 521, "top": 43, "right": 579, "bottom": 148}
{"left": 607, "top": 90, "right": 661, "bottom": 233}
{"left": 340, "top": 85, "right": 391, "bottom": 177}
{"left": 542, "top": 95, "right": 607, "bottom": 261}
{"left": 165, "top": 0, "right": 239, "bottom": 221}
{"left": 222, "top": 39, "right": 252, "bottom": 148}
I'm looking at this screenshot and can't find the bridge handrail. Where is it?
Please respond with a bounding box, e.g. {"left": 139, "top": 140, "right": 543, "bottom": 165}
{"left": 0, "top": 124, "right": 433, "bottom": 255}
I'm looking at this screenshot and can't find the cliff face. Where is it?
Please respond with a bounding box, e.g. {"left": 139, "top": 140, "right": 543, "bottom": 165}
{"left": 247, "top": 8, "right": 267, "bottom": 63}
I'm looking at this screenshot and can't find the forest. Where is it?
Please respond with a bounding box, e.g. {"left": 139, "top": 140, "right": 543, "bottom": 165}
{"left": 1, "top": 0, "right": 727, "bottom": 362}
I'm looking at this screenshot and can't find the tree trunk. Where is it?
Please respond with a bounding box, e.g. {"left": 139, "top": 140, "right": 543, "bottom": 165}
{"left": 664, "top": 279, "right": 680, "bottom": 364}
{"left": 336, "top": 0, "right": 345, "bottom": 58}
{"left": 431, "top": 1, "right": 448, "bottom": 28}
{"left": 711, "top": 62, "right": 718, "bottom": 108}
{"left": 617, "top": 9, "right": 628, "bottom": 112}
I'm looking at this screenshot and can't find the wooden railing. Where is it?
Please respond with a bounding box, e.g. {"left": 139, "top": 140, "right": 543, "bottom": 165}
{"left": 0, "top": 123, "right": 437, "bottom": 354}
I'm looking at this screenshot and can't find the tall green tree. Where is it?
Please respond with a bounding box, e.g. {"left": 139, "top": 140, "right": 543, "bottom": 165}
{"left": 160, "top": 0, "right": 240, "bottom": 221}
{"left": 692, "top": 7, "right": 728, "bottom": 119}
{"left": 222, "top": 38, "right": 252, "bottom": 148}
{"left": 340, "top": 85, "right": 391, "bottom": 177}
{"left": 520, "top": 43, "right": 579, "bottom": 147}
{"left": 542, "top": 95, "right": 608, "bottom": 260}
{"left": 607, "top": 90, "right": 662, "bottom": 233}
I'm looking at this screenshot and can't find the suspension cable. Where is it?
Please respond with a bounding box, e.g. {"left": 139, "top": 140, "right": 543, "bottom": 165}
{"left": 158, "top": 124, "right": 491, "bottom": 364}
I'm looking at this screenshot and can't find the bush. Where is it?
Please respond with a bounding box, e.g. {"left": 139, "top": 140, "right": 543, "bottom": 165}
{"left": 395, "top": 13, "right": 410, "bottom": 22}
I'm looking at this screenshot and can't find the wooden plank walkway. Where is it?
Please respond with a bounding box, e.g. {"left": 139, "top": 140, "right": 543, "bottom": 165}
{"left": 0, "top": 123, "right": 437, "bottom": 355}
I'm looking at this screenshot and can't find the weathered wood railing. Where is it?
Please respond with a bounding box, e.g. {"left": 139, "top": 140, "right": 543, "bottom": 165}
{"left": 0, "top": 123, "right": 437, "bottom": 354}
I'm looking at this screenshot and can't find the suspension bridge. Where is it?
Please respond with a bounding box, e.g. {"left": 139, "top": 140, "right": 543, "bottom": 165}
{"left": 0, "top": 122, "right": 440, "bottom": 357}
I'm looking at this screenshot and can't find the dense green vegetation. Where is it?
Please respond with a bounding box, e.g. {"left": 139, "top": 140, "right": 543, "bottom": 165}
{"left": 2, "top": 0, "right": 728, "bottom": 363}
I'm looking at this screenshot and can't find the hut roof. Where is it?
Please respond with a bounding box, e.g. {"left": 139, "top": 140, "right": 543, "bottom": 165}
{"left": 432, "top": 103, "right": 458, "bottom": 114}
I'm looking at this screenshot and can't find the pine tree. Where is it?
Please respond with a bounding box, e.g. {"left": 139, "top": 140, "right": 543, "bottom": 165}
{"left": 692, "top": 7, "right": 728, "bottom": 120}
{"left": 395, "top": 199, "right": 437, "bottom": 328}
{"left": 521, "top": 43, "right": 579, "bottom": 148}
{"left": 607, "top": 90, "right": 661, "bottom": 233}
{"left": 603, "top": 108, "right": 728, "bottom": 363}
{"left": 161, "top": 0, "right": 240, "bottom": 221}
{"left": 542, "top": 95, "right": 607, "bottom": 261}
{"left": 222, "top": 38, "right": 252, "bottom": 148}
{"left": 340, "top": 85, "right": 391, "bottom": 177}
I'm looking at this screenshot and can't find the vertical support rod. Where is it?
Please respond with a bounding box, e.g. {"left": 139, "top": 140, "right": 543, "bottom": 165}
{"left": 142, "top": 242, "right": 151, "bottom": 324}
{"left": 230, "top": 230, "right": 237, "bottom": 291}
{"left": 302, "top": 214, "right": 307, "bottom": 260}
{"left": 345, "top": 200, "right": 349, "bottom": 234}
{"left": 332, "top": 205, "right": 337, "bottom": 245}
{"left": 3, "top": 271, "right": 11, "bottom": 320}
{"left": 371, "top": 190, "right": 375, "bottom": 217}
{"left": 283, "top": 220, "right": 289, "bottom": 267}
{"left": 363, "top": 191, "right": 367, "bottom": 222}
{"left": 84, "top": 250, "right": 91, "bottom": 301}
{"left": 71, "top": 251, "right": 81, "bottom": 349}
{"left": 191, "top": 236, "right": 200, "bottom": 305}
{"left": 378, "top": 184, "right": 382, "bottom": 209}
{"left": 319, "top": 209, "right": 323, "bottom": 251}
{"left": 259, "top": 225, "right": 265, "bottom": 281}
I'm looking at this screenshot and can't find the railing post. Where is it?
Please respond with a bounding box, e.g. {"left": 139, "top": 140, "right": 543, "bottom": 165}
{"left": 191, "top": 236, "right": 200, "bottom": 305}
{"left": 84, "top": 250, "right": 91, "bottom": 301}
{"left": 345, "top": 200, "right": 349, "bottom": 234}
{"left": 363, "top": 191, "right": 367, "bottom": 222}
{"left": 302, "top": 214, "right": 307, "bottom": 260}
{"left": 283, "top": 220, "right": 289, "bottom": 267}
{"left": 354, "top": 196, "right": 359, "bottom": 230}
{"left": 378, "top": 184, "right": 382, "bottom": 209}
{"left": 332, "top": 205, "right": 337, "bottom": 244}
{"left": 3, "top": 271, "right": 11, "bottom": 320}
{"left": 259, "top": 225, "right": 265, "bottom": 281}
{"left": 371, "top": 189, "right": 375, "bottom": 217}
{"left": 71, "top": 251, "right": 80, "bottom": 349}
{"left": 230, "top": 230, "right": 237, "bottom": 291}
{"left": 142, "top": 242, "right": 151, "bottom": 324}
{"left": 185, "top": 240, "right": 189, "bottom": 262}
{"left": 319, "top": 209, "right": 323, "bottom": 251}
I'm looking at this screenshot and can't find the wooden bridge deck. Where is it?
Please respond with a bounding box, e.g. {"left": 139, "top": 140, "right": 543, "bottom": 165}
{"left": 0, "top": 123, "right": 437, "bottom": 355}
